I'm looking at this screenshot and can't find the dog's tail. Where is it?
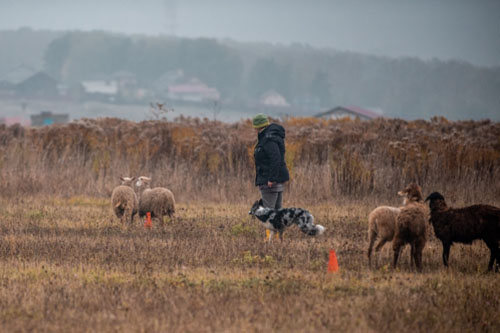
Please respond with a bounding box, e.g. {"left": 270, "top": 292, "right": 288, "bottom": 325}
{"left": 315, "top": 225, "right": 326, "bottom": 235}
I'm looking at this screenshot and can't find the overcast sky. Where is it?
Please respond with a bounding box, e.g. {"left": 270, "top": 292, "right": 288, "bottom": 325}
{"left": 1, "top": 0, "right": 499, "bottom": 67}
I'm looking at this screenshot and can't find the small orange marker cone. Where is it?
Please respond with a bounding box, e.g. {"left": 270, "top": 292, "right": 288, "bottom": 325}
{"left": 266, "top": 229, "right": 280, "bottom": 241}
{"left": 327, "top": 249, "right": 339, "bottom": 273}
{"left": 144, "top": 212, "right": 152, "bottom": 228}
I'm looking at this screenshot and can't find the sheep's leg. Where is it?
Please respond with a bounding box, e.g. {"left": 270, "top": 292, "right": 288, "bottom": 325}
{"left": 410, "top": 244, "right": 415, "bottom": 268}
{"left": 367, "top": 231, "right": 377, "bottom": 267}
{"left": 120, "top": 210, "right": 128, "bottom": 225}
{"left": 485, "top": 240, "right": 497, "bottom": 272}
{"left": 392, "top": 240, "right": 403, "bottom": 269}
{"left": 414, "top": 240, "right": 425, "bottom": 272}
{"left": 375, "top": 239, "right": 388, "bottom": 252}
{"left": 442, "top": 242, "right": 451, "bottom": 267}
{"left": 415, "top": 249, "right": 423, "bottom": 272}
{"left": 153, "top": 210, "right": 165, "bottom": 228}
{"left": 495, "top": 245, "right": 500, "bottom": 272}
{"left": 393, "top": 246, "right": 401, "bottom": 269}
{"left": 496, "top": 247, "right": 500, "bottom": 273}
{"left": 278, "top": 231, "right": 284, "bottom": 242}
{"left": 124, "top": 207, "right": 133, "bottom": 225}
{"left": 371, "top": 238, "right": 388, "bottom": 268}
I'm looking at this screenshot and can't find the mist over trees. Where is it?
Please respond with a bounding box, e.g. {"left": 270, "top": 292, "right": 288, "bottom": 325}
{"left": 43, "top": 32, "right": 244, "bottom": 97}
{"left": 2, "top": 29, "right": 499, "bottom": 120}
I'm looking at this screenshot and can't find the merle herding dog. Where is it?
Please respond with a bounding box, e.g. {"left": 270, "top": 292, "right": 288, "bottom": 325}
{"left": 249, "top": 199, "right": 325, "bottom": 241}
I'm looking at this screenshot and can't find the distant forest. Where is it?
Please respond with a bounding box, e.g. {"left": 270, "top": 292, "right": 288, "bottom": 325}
{"left": 1, "top": 28, "right": 499, "bottom": 120}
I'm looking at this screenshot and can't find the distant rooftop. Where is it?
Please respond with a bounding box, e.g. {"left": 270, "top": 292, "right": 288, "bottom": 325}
{"left": 315, "top": 106, "right": 383, "bottom": 120}
{"left": 0, "top": 64, "right": 38, "bottom": 85}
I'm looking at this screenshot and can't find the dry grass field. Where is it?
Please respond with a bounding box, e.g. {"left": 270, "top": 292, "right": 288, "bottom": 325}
{"left": 1, "top": 117, "right": 499, "bottom": 331}
{"left": 1, "top": 195, "right": 499, "bottom": 332}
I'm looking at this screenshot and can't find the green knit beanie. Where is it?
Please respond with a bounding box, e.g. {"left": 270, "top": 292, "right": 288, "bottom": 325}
{"left": 252, "top": 113, "right": 270, "bottom": 128}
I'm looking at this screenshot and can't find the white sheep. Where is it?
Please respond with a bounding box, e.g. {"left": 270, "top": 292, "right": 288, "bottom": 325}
{"left": 135, "top": 176, "right": 175, "bottom": 226}
{"left": 111, "top": 176, "right": 138, "bottom": 225}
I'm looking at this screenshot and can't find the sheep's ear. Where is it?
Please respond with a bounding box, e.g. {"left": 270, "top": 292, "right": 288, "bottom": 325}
{"left": 131, "top": 177, "right": 136, "bottom": 181}
{"left": 120, "top": 177, "right": 125, "bottom": 181}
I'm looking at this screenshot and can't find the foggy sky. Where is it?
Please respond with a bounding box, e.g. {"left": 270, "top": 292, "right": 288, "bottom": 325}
{"left": 1, "top": 0, "right": 499, "bottom": 67}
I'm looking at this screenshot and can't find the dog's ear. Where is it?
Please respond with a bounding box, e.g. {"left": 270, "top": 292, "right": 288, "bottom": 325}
{"left": 258, "top": 198, "right": 263, "bottom": 206}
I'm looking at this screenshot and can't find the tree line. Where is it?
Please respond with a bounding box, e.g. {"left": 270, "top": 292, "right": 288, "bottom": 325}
{"left": 2, "top": 29, "right": 499, "bottom": 120}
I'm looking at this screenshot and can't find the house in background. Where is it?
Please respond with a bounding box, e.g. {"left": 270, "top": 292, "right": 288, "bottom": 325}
{"left": 30, "top": 111, "right": 69, "bottom": 126}
{"left": 16, "top": 72, "right": 58, "bottom": 97}
{"left": 0, "top": 64, "right": 37, "bottom": 90}
{"left": 151, "top": 69, "right": 184, "bottom": 99}
{"left": 260, "top": 90, "right": 289, "bottom": 107}
{"left": 167, "top": 78, "right": 220, "bottom": 102}
{"left": 81, "top": 80, "right": 118, "bottom": 102}
{"left": 315, "top": 106, "right": 383, "bottom": 120}
{"left": 0, "top": 65, "right": 59, "bottom": 97}
{"left": 111, "top": 70, "right": 145, "bottom": 101}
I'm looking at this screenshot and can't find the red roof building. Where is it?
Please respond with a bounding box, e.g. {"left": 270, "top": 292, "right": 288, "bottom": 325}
{"left": 167, "top": 78, "right": 220, "bottom": 102}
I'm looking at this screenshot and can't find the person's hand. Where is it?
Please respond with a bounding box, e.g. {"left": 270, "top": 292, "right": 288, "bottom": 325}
{"left": 267, "top": 181, "right": 274, "bottom": 188}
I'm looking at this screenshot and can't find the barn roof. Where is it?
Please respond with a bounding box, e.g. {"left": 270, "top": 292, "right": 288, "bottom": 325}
{"left": 315, "top": 105, "right": 382, "bottom": 119}
{"left": 0, "top": 64, "right": 38, "bottom": 85}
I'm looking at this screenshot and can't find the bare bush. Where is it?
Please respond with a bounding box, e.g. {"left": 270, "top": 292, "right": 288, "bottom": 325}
{"left": 0, "top": 117, "right": 498, "bottom": 204}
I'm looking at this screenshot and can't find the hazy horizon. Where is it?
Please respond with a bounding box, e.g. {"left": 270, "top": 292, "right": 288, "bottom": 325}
{"left": 1, "top": 0, "right": 499, "bottom": 67}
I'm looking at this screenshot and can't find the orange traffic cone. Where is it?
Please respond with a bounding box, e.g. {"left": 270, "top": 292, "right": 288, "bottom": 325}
{"left": 144, "top": 212, "right": 152, "bottom": 228}
{"left": 327, "top": 249, "right": 339, "bottom": 273}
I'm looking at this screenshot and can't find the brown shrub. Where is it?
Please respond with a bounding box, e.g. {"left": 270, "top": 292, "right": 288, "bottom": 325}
{"left": 0, "top": 117, "right": 499, "bottom": 204}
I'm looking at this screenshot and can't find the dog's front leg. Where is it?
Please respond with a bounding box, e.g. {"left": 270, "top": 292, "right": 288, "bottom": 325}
{"left": 279, "top": 231, "right": 284, "bottom": 242}
{"left": 268, "top": 230, "right": 275, "bottom": 243}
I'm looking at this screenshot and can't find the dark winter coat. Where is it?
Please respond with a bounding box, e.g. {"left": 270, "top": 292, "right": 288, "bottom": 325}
{"left": 254, "top": 123, "right": 290, "bottom": 186}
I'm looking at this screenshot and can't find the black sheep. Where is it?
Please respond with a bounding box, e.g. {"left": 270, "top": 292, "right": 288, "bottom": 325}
{"left": 425, "top": 192, "right": 500, "bottom": 271}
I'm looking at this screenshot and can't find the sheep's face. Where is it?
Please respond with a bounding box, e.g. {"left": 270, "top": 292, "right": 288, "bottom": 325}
{"left": 398, "top": 183, "right": 423, "bottom": 204}
{"left": 120, "top": 177, "right": 136, "bottom": 187}
{"left": 425, "top": 192, "right": 447, "bottom": 211}
{"left": 135, "top": 176, "right": 152, "bottom": 189}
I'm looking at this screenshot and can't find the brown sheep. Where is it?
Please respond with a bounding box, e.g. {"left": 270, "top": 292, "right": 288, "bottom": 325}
{"left": 367, "top": 206, "right": 400, "bottom": 267}
{"left": 425, "top": 192, "right": 500, "bottom": 271}
{"left": 367, "top": 182, "right": 425, "bottom": 267}
{"left": 111, "top": 176, "right": 138, "bottom": 225}
{"left": 135, "top": 176, "right": 175, "bottom": 226}
{"left": 392, "top": 183, "right": 428, "bottom": 271}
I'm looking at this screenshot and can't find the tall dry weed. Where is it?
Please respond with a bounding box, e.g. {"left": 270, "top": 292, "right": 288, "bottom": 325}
{"left": 0, "top": 117, "right": 499, "bottom": 204}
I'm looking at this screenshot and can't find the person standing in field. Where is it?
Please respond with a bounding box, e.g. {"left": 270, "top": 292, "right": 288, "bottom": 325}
{"left": 252, "top": 113, "right": 290, "bottom": 209}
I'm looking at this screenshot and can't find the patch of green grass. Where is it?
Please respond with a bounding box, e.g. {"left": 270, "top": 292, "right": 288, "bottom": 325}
{"left": 230, "top": 222, "right": 258, "bottom": 238}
